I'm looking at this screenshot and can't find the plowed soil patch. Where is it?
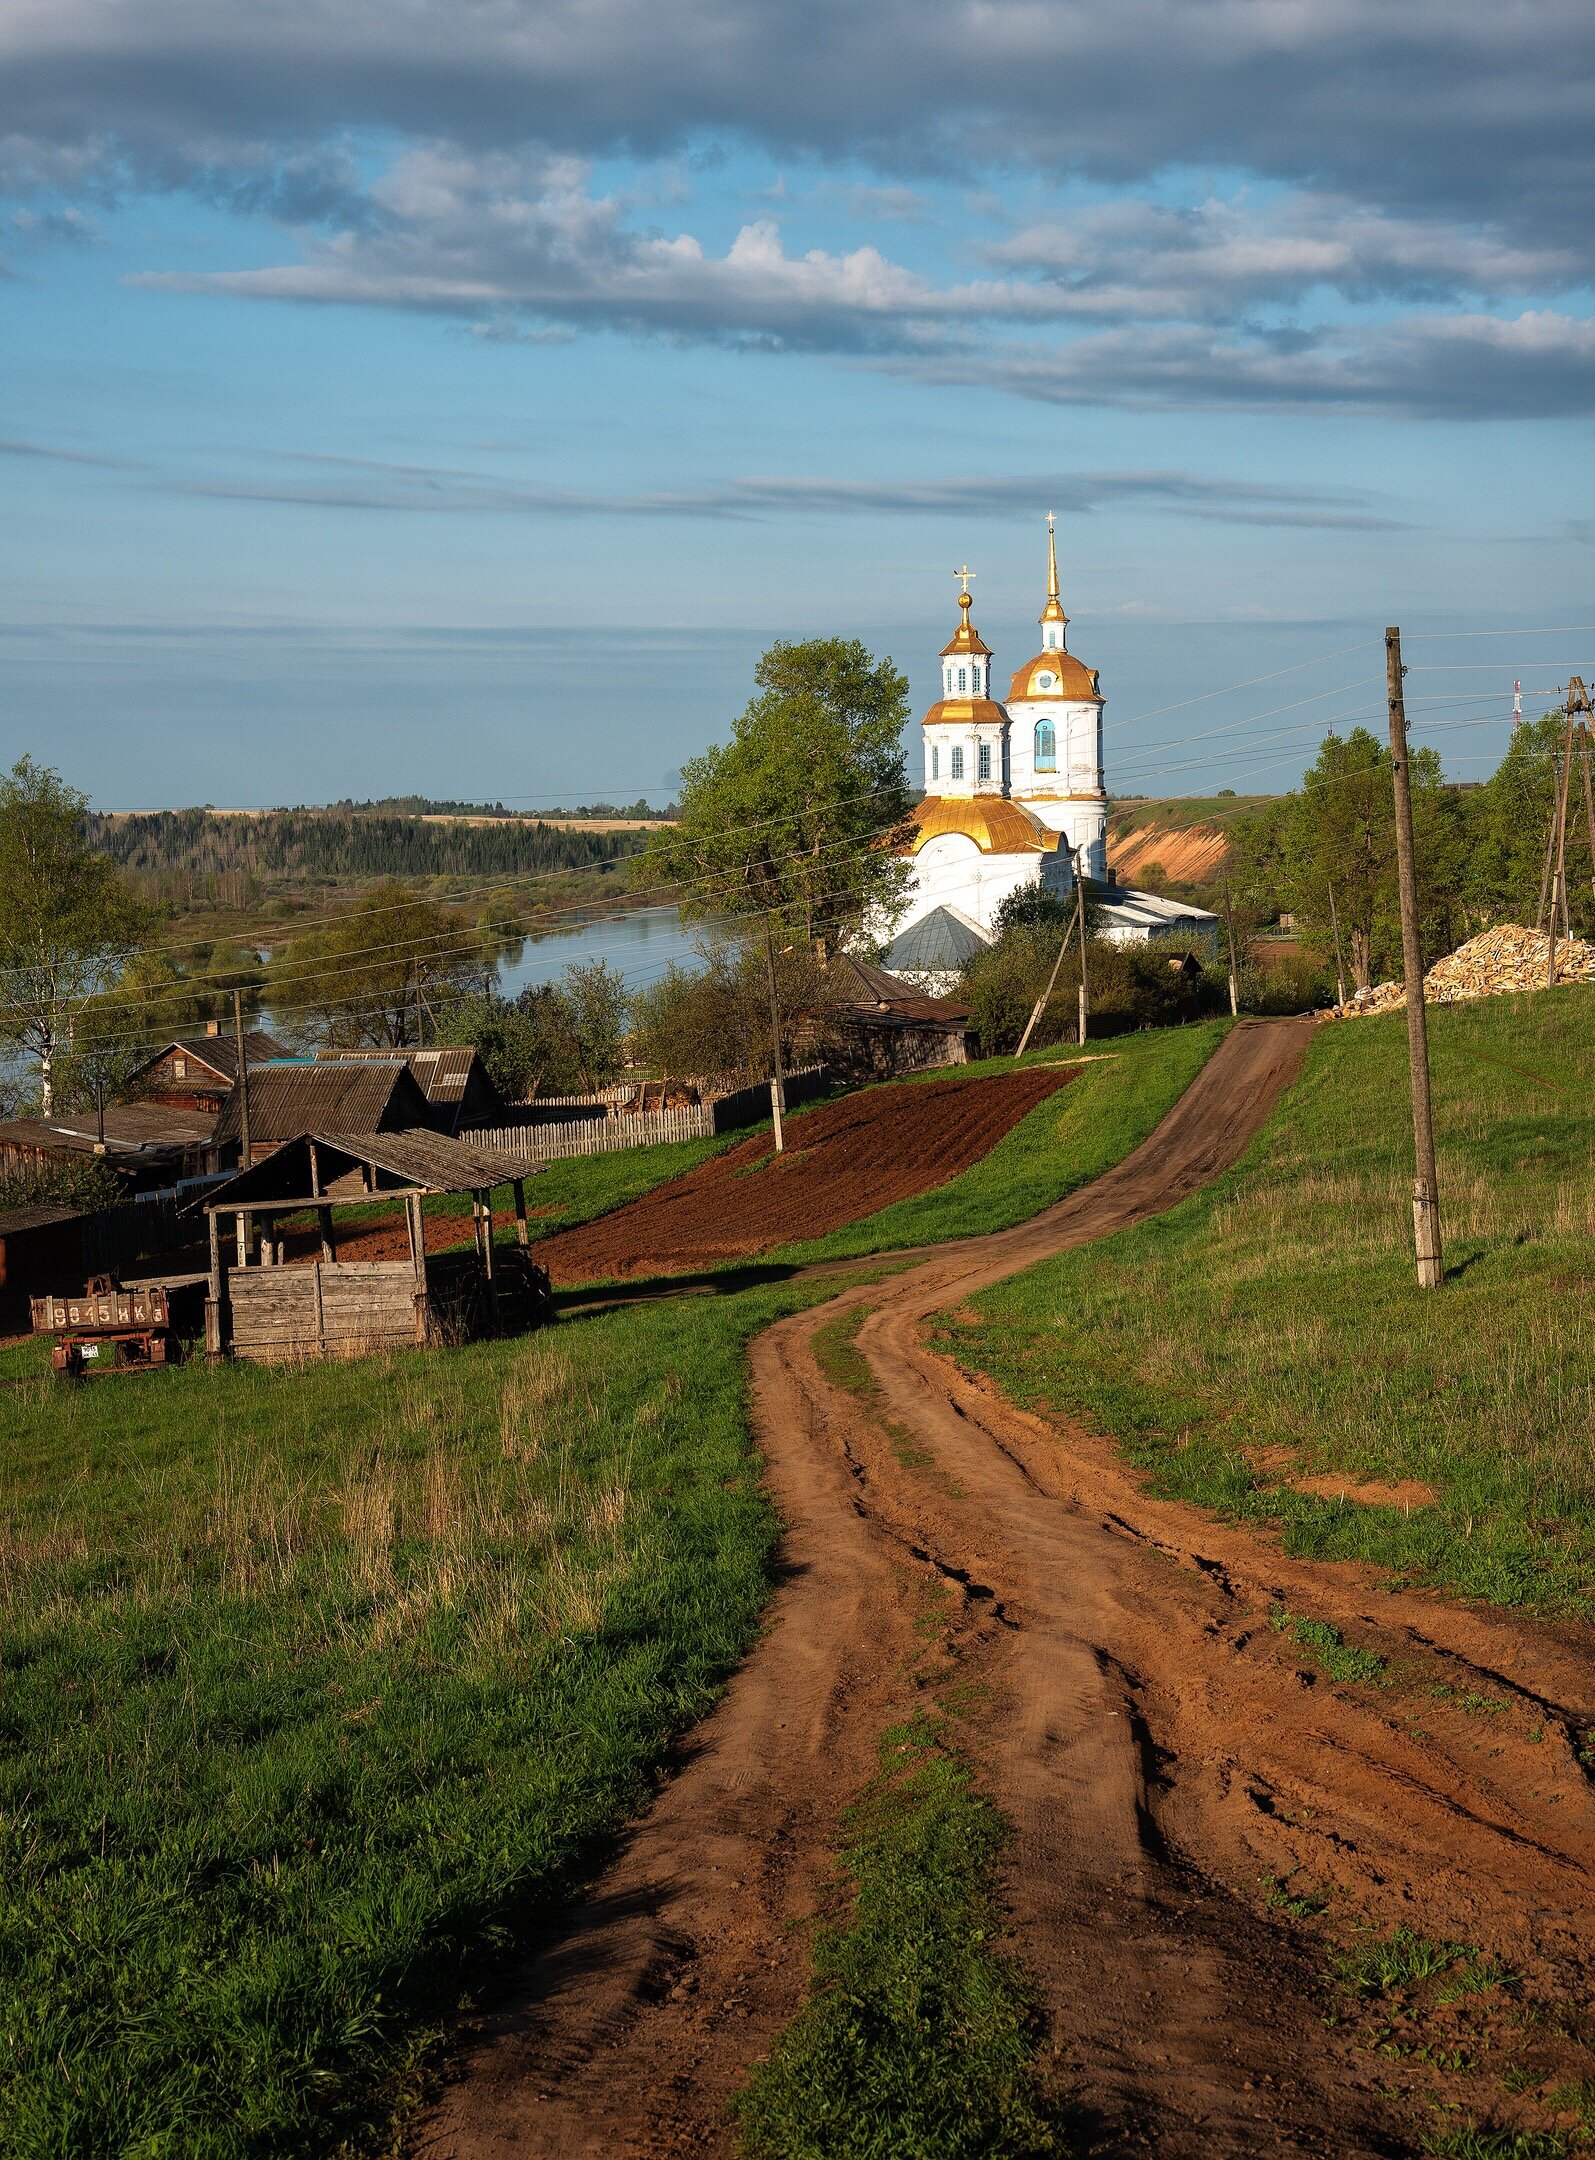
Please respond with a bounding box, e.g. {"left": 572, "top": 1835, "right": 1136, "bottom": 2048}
{"left": 534, "top": 1065, "right": 1081, "bottom": 1283}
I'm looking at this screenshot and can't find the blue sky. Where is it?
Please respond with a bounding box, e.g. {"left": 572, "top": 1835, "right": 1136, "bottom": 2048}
{"left": 3, "top": 0, "right": 1593, "bottom": 808}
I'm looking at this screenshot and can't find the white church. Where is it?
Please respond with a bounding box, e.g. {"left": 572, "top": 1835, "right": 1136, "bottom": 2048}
{"left": 880, "top": 520, "right": 1218, "bottom": 983}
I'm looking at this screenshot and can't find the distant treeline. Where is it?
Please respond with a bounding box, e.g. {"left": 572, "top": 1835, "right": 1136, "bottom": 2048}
{"left": 327, "top": 795, "right": 677, "bottom": 819}
{"left": 89, "top": 809, "right": 645, "bottom": 882}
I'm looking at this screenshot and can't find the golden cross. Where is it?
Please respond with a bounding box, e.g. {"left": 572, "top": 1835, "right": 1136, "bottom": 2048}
{"left": 954, "top": 564, "right": 976, "bottom": 596}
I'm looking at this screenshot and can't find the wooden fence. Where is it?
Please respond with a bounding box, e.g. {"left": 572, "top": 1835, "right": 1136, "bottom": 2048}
{"left": 468, "top": 1065, "right": 827, "bottom": 1163}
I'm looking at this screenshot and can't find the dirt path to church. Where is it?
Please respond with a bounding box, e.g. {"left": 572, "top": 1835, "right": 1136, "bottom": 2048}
{"left": 414, "top": 1019, "right": 1595, "bottom": 2159}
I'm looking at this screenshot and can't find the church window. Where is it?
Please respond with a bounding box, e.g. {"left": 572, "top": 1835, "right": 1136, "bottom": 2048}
{"left": 978, "top": 741, "right": 992, "bottom": 781}
{"left": 1035, "top": 720, "right": 1057, "bottom": 771}
{"left": 957, "top": 666, "right": 968, "bottom": 692}
{"left": 950, "top": 746, "right": 965, "bottom": 781}
{"left": 931, "top": 744, "right": 939, "bottom": 780}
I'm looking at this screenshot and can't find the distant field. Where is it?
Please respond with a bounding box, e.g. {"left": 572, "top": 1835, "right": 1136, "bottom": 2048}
{"left": 943, "top": 987, "right": 1595, "bottom": 1614}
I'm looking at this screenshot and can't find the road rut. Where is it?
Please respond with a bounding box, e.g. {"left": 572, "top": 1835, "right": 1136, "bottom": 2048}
{"left": 417, "top": 1018, "right": 1595, "bottom": 2158}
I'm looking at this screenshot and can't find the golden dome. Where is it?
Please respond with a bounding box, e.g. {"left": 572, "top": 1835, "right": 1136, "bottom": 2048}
{"left": 901, "top": 796, "right": 1057, "bottom": 856}
{"left": 939, "top": 589, "right": 993, "bottom": 659}
{"left": 1008, "top": 652, "right": 1102, "bottom": 703}
{"left": 921, "top": 696, "right": 1008, "bottom": 728}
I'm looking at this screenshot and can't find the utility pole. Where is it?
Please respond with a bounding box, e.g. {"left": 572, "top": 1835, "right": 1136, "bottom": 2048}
{"left": 1221, "top": 875, "right": 1240, "bottom": 1018}
{"left": 1386, "top": 626, "right": 1443, "bottom": 1290}
{"left": 1326, "top": 877, "right": 1349, "bottom": 1010}
{"left": 763, "top": 915, "right": 786, "bottom": 1155}
{"left": 1538, "top": 678, "right": 1593, "bottom": 986}
{"left": 232, "top": 987, "right": 253, "bottom": 1167}
{"left": 412, "top": 961, "right": 426, "bottom": 1048}
{"left": 1074, "top": 849, "right": 1090, "bottom": 1045}
{"left": 1014, "top": 891, "right": 1081, "bottom": 1059}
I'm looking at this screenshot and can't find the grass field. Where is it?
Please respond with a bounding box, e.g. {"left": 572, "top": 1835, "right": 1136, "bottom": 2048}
{"left": 941, "top": 988, "right": 1595, "bottom": 1615}
{"left": 0, "top": 1284, "right": 850, "bottom": 2158}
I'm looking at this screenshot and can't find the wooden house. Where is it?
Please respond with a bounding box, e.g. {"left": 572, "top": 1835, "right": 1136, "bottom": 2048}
{"left": 310, "top": 1045, "right": 504, "bottom": 1133}
{"left": 197, "top": 1129, "right": 546, "bottom": 1362}
{"left": 126, "top": 1026, "right": 289, "bottom": 1113}
{"left": 804, "top": 955, "right": 972, "bottom": 1080}
{"left": 212, "top": 1059, "right": 432, "bottom": 1164}
{"left": 0, "top": 1103, "right": 225, "bottom": 1191}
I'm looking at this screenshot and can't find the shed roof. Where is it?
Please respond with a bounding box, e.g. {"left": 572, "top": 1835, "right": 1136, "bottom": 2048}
{"left": 821, "top": 953, "right": 971, "bottom": 1025}
{"left": 213, "top": 1059, "right": 429, "bottom": 1145}
{"left": 198, "top": 1127, "right": 539, "bottom": 1211}
{"left": 311, "top": 1044, "right": 494, "bottom": 1109}
{"left": 0, "top": 1103, "right": 216, "bottom": 1158}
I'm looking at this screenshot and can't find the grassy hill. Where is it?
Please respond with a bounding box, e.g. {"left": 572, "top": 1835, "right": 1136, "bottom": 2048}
{"left": 1106, "top": 793, "right": 1275, "bottom": 893}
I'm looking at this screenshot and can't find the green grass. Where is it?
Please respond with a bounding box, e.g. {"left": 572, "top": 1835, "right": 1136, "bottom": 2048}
{"left": 1336, "top": 1930, "right": 1476, "bottom": 1999}
{"left": 1270, "top": 1606, "right": 1390, "bottom": 1686}
{"left": 735, "top": 1717, "right": 1067, "bottom": 2160}
{"left": 0, "top": 1281, "right": 841, "bottom": 2158}
{"left": 941, "top": 989, "right": 1595, "bottom": 1614}
{"left": 1423, "top": 2129, "right": 1568, "bottom": 2158}
{"left": 775, "top": 1022, "right": 1230, "bottom": 1266}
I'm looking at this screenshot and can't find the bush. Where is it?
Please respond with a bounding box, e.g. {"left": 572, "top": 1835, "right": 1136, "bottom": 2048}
{"left": 961, "top": 931, "right": 1225, "bottom": 1054}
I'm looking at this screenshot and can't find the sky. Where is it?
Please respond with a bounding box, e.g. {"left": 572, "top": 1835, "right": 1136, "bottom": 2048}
{"left": 2, "top": 0, "right": 1594, "bottom": 810}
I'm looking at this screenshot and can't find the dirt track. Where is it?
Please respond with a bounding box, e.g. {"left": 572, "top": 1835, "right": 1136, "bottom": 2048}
{"left": 533, "top": 1063, "right": 1082, "bottom": 1282}
{"left": 416, "top": 1019, "right": 1595, "bottom": 2158}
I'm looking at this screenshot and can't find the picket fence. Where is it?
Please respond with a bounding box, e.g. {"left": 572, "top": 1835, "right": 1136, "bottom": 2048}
{"left": 468, "top": 1065, "right": 827, "bottom": 1163}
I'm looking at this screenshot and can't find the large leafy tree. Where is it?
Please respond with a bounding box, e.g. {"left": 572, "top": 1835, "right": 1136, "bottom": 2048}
{"left": 265, "top": 880, "right": 489, "bottom": 1047}
{"left": 637, "top": 638, "right": 916, "bottom": 955}
{"left": 1464, "top": 713, "right": 1594, "bottom": 938}
{"left": 0, "top": 758, "right": 148, "bottom": 1113}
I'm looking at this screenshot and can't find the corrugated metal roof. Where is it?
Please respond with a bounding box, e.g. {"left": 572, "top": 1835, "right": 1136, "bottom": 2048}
{"left": 214, "top": 1060, "right": 429, "bottom": 1145}
{"left": 311, "top": 1045, "right": 482, "bottom": 1105}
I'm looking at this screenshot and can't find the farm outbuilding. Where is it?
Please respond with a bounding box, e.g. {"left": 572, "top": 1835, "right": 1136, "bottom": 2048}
{"left": 310, "top": 1045, "right": 505, "bottom": 1133}
{"left": 0, "top": 1104, "right": 225, "bottom": 1190}
{"left": 212, "top": 1059, "right": 432, "bottom": 1163}
{"left": 807, "top": 954, "right": 972, "bottom": 1080}
{"left": 197, "top": 1128, "right": 546, "bottom": 1362}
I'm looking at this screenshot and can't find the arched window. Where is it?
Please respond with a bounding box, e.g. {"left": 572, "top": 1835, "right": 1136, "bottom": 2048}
{"left": 950, "top": 745, "right": 965, "bottom": 782}
{"left": 1034, "top": 719, "right": 1057, "bottom": 771}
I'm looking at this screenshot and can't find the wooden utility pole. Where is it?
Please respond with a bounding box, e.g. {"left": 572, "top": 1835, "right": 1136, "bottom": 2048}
{"left": 1539, "top": 678, "right": 1593, "bottom": 986}
{"left": 1386, "top": 626, "right": 1443, "bottom": 1290}
{"left": 413, "top": 961, "right": 427, "bottom": 1047}
{"left": 1014, "top": 892, "right": 1081, "bottom": 1058}
{"left": 1326, "top": 877, "right": 1349, "bottom": 1010}
{"left": 232, "top": 987, "right": 253, "bottom": 1167}
{"left": 763, "top": 915, "right": 786, "bottom": 1155}
{"left": 1075, "top": 850, "right": 1090, "bottom": 1045}
{"left": 1220, "top": 876, "right": 1240, "bottom": 1017}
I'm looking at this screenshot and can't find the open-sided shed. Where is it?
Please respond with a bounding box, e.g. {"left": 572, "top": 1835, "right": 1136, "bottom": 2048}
{"left": 197, "top": 1129, "right": 545, "bottom": 1362}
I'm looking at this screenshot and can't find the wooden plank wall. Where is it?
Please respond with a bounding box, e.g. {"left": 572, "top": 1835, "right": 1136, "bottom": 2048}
{"left": 228, "top": 1261, "right": 418, "bottom": 1361}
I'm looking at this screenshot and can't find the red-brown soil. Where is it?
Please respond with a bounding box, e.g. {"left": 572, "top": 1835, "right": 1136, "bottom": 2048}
{"left": 1109, "top": 820, "right": 1231, "bottom": 886}
{"left": 273, "top": 1206, "right": 551, "bottom": 1267}
{"left": 533, "top": 1064, "right": 1082, "bottom": 1284}
{"left": 415, "top": 1020, "right": 1595, "bottom": 2159}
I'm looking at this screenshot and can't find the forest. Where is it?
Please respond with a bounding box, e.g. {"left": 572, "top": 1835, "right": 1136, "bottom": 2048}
{"left": 88, "top": 808, "right": 646, "bottom": 884}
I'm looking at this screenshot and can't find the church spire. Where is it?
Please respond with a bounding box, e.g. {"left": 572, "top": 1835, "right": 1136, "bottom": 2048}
{"left": 1039, "top": 512, "right": 1068, "bottom": 651}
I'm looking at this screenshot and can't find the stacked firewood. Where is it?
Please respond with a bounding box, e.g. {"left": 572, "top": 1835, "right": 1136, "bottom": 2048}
{"left": 1338, "top": 923, "right": 1595, "bottom": 1018}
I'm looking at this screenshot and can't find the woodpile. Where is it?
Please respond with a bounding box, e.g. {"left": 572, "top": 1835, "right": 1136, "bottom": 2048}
{"left": 1338, "top": 923, "right": 1595, "bottom": 1018}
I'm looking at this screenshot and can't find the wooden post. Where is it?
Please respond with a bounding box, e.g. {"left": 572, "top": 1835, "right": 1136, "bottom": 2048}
{"left": 1014, "top": 893, "right": 1080, "bottom": 1059}
{"left": 1578, "top": 716, "right": 1595, "bottom": 906}
{"left": 235, "top": 1209, "right": 250, "bottom": 1268}
{"left": 405, "top": 1191, "right": 428, "bottom": 1343}
{"left": 1326, "top": 877, "right": 1349, "bottom": 1010}
{"left": 308, "top": 1139, "right": 335, "bottom": 1262}
{"left": 1075, "top": 850, "right": 1090, "bottom": 1046}
{"left": 512, "top": 1177, "right": 530, "bottom": 1247}
{"left": 764, "top": 915, "right": 786, "bottom": 1155}
{"left": 1386, "top": 626, "right": 1443, "bottom": 1290}
{"left": 480, "top": 1188, "right": 500, "bottom": 1329}
{"left": 205, "top": 1208, "right": 225, "bottom": 1358}
{"left": 232, "top": 988, "right": 253, "bottom": 1166}
{"left": 1221, "top": 877, "right": 1240, "bottom": 1018}
{"left": 1547, "top": 708, "right": 1576, "bottom": 985}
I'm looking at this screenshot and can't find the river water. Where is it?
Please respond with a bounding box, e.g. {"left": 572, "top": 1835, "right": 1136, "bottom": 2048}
{"left": 496, "top": 906, "right": 710, "bottom": 999}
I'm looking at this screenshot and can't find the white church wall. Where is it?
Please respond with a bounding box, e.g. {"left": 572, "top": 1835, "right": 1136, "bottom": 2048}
{"left": 904, "top": 833, "right": 1041, "bottom": 934}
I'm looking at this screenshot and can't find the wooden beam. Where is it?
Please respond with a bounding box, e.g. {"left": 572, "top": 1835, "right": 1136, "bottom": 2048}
{"left": 479, "top": 1188, "right": 501, "bottom": 1329}
{"left": 512, "top": 1177, "right": 530, "bottom": 1247}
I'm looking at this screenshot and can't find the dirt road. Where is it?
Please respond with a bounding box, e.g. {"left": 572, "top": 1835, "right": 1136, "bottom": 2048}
{"left": 416, "top": 1018, "right": 1595, "bottom": 2158}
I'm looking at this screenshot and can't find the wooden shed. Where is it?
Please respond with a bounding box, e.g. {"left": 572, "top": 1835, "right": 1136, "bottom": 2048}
{"left": 198, "top": 1130, "right": 546, "bottom": 1362}
{"left": 310, "top": 1045, "right": 505, "bottom": 1133}
{"left": 212, "top": 1059, "right": 432, "bottom": 1164}
{"left": 126, "top": 1028, "right": 289, "bottom": 1113}
{"left": 0, "top": 1104, "right": 224, "bottom": 1191}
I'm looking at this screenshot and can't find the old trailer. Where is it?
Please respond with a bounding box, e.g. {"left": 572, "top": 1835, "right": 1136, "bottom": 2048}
{"left": 30, "top": 1274, "right": 186, "bottom": 1377}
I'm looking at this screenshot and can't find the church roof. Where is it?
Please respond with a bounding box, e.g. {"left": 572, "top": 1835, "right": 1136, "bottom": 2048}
{"left": 902, "top": 796, "right": 1056, "bottom": 856}
{"left": 939, "top": 590, "right": 992, "bottom": 659}
{"left": 1008, "top": 652, "right": 1102, "bottom": 703}
{"left": 922, "top": 696, "right": 1008, "bottom": 728}
{"left": 882, "top": 905, "right": 994, "bottom": 975}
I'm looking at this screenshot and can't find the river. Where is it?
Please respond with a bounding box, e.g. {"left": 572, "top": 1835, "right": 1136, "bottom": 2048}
{"left": 495, "top": 905, "right": 710, "bottom": 999}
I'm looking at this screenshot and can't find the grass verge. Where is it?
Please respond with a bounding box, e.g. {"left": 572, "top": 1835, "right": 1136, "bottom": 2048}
{"left": 736, "top": 1716, "right": 1067, "bottom": 2160}
{"left": 0, "top": 1280, "right": 840, "bottom": 2158}
{"left": 940, "top": 990, "right": 1595, "bottom": 1614}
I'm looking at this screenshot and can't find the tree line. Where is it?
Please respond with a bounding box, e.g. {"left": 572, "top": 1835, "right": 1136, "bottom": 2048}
{"left": 88, "top": 808, "right": 646, "bottom": 884}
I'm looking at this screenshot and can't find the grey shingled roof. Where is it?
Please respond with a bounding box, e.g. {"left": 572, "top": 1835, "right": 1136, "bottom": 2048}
{"left": 881, "top": 906, "right": 993, "bottom": 976}
{"left": 213, "top": 1060, "right": 430, "bottom": 1146}
{"left": 312, "top": 1044, "right": 482, "bottom": 1106}
{"left": 197, "top": 1127, "right": 538, "bottom": 1209}
{"left": 128, "top": 1032, "right": 288, "bottom": 1088}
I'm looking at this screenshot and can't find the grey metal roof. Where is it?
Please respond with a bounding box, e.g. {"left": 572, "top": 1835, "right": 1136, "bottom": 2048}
{"left": 198, "top": 1126, "right": 540, "bottom": 1210}
{"left": 0, "top": 1103, "right": 216, "bottom": 1157}
{"left": 882, "top": 906, "right": 993, "bottom": 976}
{"left": 312, "top": 1044, "right": 484, "bottom": 1105}
{"left": 213, "top": 1060, "right": 430, "bottom": 1145}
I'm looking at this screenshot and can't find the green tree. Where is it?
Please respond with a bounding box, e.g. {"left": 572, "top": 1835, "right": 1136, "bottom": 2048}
{"left": 636, "top": 638, "right": 916, "bottom": 956}
{"left": 434, "top": 963, "right": 629, "bottom": 1099}
{"left": 0, "top": 758, "right": 148, "bottom": 1112}
{"left": 1465, "top": 714, "right": 1593, "bottom": 937}
{"left": 265, "top": 880, "right": 488, "bottom": 1047}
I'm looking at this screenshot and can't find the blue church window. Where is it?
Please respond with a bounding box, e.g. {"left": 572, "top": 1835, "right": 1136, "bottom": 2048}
{"left": 1035, "top": 719, "right": 1057, "bottom": 771}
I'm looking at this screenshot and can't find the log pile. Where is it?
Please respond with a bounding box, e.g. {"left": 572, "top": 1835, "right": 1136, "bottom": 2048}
{"left": 1339, "top": 923, "right": 1595, "bottom": 1018}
